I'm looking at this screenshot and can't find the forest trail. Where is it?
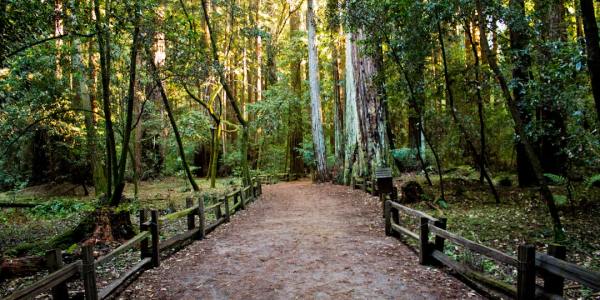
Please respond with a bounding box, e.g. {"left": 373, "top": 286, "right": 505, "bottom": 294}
{"left": 124, "top": 180, "right": 480, "bottom": 299}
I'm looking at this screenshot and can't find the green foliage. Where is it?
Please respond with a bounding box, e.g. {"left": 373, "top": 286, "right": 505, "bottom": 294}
{"left": 298, "top": 141, "right": 316, "bottom": 168}
{"left": 552, "top": 195, "right": 568, "bottom": 207}
{"left": 543, "top": 173, "right": 567, "bottom": 186}
{"left": 223, "top": 149, "right": 242, "bottom": 177}
{"left": 585, "top": 174, "right": 600, "bottom": 189}
{"left": 65, "top": 243, "right": 79, "bottom": 254}
{"left": 436, "top": 198, "right": 449, "bottom": 209}
{"left": 30, "top": 199, "right": 94, "bottom": 219}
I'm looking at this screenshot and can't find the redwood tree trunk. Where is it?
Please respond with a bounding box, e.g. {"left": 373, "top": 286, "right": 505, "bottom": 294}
{"left": 580, "top": 0, "right": 600, "bottom": 125}
{"left": 509, "top": 0, "right": 537, "bottom": 187}
{"left": 331, "top": 29, "right": 345, "bottom": 182}
{"left": 307, "top": 0, "right": 328, "bottom": 181}
{"left": 287, "top": 6, "right": 304, "bottom": 176}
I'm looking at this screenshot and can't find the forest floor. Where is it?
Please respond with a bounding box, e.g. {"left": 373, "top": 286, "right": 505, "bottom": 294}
{"left": 122, "top": 180, "right": 480, "bottom": 299}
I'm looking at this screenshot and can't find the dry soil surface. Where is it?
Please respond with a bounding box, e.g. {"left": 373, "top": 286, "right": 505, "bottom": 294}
{"left": 123, "top": 180, "right": 481, "bottom": 299}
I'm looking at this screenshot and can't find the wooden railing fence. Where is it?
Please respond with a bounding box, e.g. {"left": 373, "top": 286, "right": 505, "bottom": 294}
{"left": 351, "top": 177, "right": 378, "bottom": 196}
{"left": 257, "top": 173, "right": 295, "bottom": 184}
{"left": 382, "top": 198, "right": 600, "bottom": 300}
{"left": 4, "top": 178, "right": 263, "bottom": 300}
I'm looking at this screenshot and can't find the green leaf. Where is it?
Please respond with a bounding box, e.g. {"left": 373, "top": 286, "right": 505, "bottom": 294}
{"left": 543, "top": 173, "right": 566, "bottom": 186}
{"left": 437, "top": 198, "right": 449, "bottom": 209}
{"left": 553, "top": 195, "right": 568, "bottom": 206}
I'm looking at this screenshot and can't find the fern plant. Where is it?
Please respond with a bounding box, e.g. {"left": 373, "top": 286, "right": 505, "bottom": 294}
{"left": 543, "top": 173, "right": 567, "bottom": 186}
{"left": 585, "top": 174, "right": 600, "bottom": 189}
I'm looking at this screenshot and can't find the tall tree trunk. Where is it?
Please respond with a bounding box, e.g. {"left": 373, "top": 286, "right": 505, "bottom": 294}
{"left": 580, "top": 0, "right": 600, "bottom": 125}
{"left": 476, "top": 0, "right": 564, "bottom": 240}
{"left": 331, "top": 29, "right": 344, "bottom": 182}
{"left": 465, "top": 20, "right": 487, "bottom": 185}
{"left": 535, "top": 0, "right": 568, "bottom": 176}
{"left": 154, "top": 3, "right": 168, "bottom": 175}
{"left": 352, "top": 30, "right": 390, "bottom": 176}
{"left": 288, "top": 7, "right": 304, "bottom": 176}
{"left": 71, "top": 0, "right": 106, "bottom": 196}
{"left": 255, "top": 0, "right": 262, "bottom": 103}
{"left": 54, "top": 0, "right": 64, "bottom": 79}
{"left": 307, "top": 0, "right": 328, "bottom": 181}
{"left": 343, "top": 32, "right": 360, "bottom": 183}
{"left": 408, "top": 64, "right": 424, "bottom": 151}
{"left": 93, "top": 0, "right": 118, "bottom": 198}
{"left": 110, "top": 2, "right": 141, "bottom": 205}
{"left": 509, "top": 0, "right": 536, "bottom": 187}
{"left": 210, "top": 123, "right": 220, "bottom": 188}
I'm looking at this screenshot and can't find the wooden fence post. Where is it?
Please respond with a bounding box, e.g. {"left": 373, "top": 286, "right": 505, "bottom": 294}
{"left": 215, "top": 197, "right": 223, "bottom": 220}
{"left": 224, "top": 197, "right": 231, "bottom": 223}
{"left": 384, "top": 201, "right": 392, "bottom": 236}
{"left": 371, "top": 181, "right": 378, "bottom": 196}
{"left": 391, "top": 202, "right": 399, "bottom": 238}
{"left": 434, "top": 217, "right": 447, "bottom": 252}
{"left": 139, "top": 209, "right": 149, "bottom": 259}
{"left": 46, "top": 249, "right": 69, "bottom": 299}
{"left": 543, "top": 244, "right": 566, "bottom": 296}
{"left": 238, "top": 191, "right": 245, "bottom": 210}
{"left": 257, "top": 179, "right": 262, "bottom": 196}
{"left": 240, "top": 189, "right": 247, "bottom": 208}
{"left": 196, "top": 196, "right": 206, "bottom": 240}
{"left": 233, "top": 194, "right": 240, "bottom": 212}
{"left": 419, "top": 217, "right": 430, "bottom": 265}
{"left": 186, "top": 197, "right": 195, "bottom": 230}
{"left": 150, "top": 210, "right": 160, "bottom": 267}
{"left": 81, "top": 245, "right": 98, "bottom": 300}
{"left": 391, "top": 187, "right": 398, "bottom": 201}
{"left": 517, "top": 244, "right": 536, "bottom": 300}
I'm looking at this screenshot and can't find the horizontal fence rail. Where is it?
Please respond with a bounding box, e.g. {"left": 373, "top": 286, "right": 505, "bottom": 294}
{"left": 4, "top": 177, "right": 264, "bottom": 300}
{"left": 378, "top": 196, "right": 600, "bottom": 300}
{"left": 4, "top": 261, "right": 81, "bottom": 300}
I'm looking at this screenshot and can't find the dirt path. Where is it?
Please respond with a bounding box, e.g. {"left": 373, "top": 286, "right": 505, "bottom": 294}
{"left": 124, "top": 180, "right": 480, "bottom": 299}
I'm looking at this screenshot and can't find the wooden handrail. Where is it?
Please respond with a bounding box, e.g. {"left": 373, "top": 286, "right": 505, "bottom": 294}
{"left": 390, "top": 221, "right": 419, "bottom": 240}
{"left": 159, "top": 205, "right": 198, "bottom": 222}
{"left": 536, "top": 253, "right": 600, "bottom": 291}
{"left": 98, "top": 257, "right": 151, "bottom": 299}
{"left": 4, "top": 261, "right": 81, "bottom": 300}
{"left": 431, "top": 249, "right": 517, "bottom": 298}
{"left": 428, "top": 224, "right": 518, "bottom": 267}
{"left": 205, "top": 201, "right": 222, "bottom": 212}
{"left": 96, "top": 231, "right": 150, "bottom": 266}
{"left": 390, "top": 201, "right": 438, "bottom": 222}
